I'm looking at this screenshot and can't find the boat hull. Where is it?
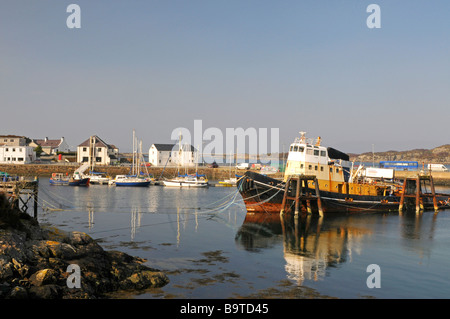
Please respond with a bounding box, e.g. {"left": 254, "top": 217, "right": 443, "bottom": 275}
{"left": 49, "top": 177, "right": 90, "bottom": 186}
{"left": 238, "top": 171, "right": 450, "bottom": 214}
{"left": 115, "top": 181, "right": 151, "bottom": 187}
{"left": 163, "top": 180, "right": 209, "bottom": 187}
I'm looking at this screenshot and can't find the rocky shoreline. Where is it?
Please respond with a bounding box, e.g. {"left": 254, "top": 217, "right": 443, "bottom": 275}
{"left": 0, "top": 194, "right": 169, "bottom": 299}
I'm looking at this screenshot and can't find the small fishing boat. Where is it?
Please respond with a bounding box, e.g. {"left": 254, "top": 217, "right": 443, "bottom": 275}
{"left": 49, "top": 172, "right": 90, "bottom": 186}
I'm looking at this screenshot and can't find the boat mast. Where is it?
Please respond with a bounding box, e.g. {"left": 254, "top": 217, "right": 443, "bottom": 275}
{"left": 132, "top": 129, "right": 136, "bottom": 176}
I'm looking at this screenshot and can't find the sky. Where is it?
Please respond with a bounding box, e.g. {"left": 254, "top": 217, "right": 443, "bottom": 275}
{"left": 1, "top": 1, "right": 449, "bottom": 154}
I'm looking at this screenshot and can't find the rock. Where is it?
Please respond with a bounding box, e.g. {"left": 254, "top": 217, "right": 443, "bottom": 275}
{"left": 7, "top": 286, "right": 28, "bottom": 299}
{"left": 28, "top": 285, "right": 61, "bottom": 299}
{"left": 122, "top": 271, "right": 169, "bottom": 290}
{"left": 0, "top": 193, "right": 169, "bottom": 299}
{"left": 29, "top": 269, "right": 58, "bottom": 286}
{"left": 46, "top": 241, "right": 78, "bottom": 260}
{"left": 69, "top": 231, "right": 94, "bottom": 246}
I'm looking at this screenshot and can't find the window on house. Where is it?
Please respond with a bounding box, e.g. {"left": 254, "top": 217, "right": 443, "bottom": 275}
{"left": 96, "top": 157, "right": 102, "bottom": 162}
{"left": 97, "top": 148, "right": 101, "bottom": 152}
{"left": 82, "top": 157, "right": 88, "bottom": 162}
{"left": 83, "top": 147, "right": 87, "bottom": 152}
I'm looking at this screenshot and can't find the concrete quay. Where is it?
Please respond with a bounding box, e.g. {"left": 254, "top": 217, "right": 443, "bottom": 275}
{"left": 394, "top": 170, "right": 450, "bottom": 186}
{"left": 0, "top": 164, "right": 284, "bottom": 181}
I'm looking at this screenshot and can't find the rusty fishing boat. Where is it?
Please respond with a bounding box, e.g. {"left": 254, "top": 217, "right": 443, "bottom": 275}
{"left": 237, "top": 132, "right": 450, "bottom": 214}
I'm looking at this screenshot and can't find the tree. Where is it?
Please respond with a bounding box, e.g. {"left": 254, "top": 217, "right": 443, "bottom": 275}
{"left": 34, "top": 145, "right": 43, "bottom": 157}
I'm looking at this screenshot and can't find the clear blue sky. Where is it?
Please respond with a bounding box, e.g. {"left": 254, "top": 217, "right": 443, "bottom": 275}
{"left": 1, "top": 1, "right": 449, "bottom": 154}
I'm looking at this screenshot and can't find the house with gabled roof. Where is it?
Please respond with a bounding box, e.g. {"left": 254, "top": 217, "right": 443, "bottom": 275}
{"left": 29, "top": 137, "right": 71, "bottom": 155}
{"left": 77, "top": 135, "right": 119, "bottom": 165}
{"left": 149, "top": 143, "right": 198, "bottom": 167}
{"left": 0, "top": 135, "right": 35, "bottom": 164}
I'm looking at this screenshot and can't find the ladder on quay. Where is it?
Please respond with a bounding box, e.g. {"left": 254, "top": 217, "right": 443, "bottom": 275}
{"left": 280, "top": 175, "right": 323, "bottom": 217}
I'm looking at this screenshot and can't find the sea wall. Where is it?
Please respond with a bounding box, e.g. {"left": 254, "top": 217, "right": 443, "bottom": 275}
{"left": 0, "top": 164, "right": 284, "bottom": 181}
{"left": 394, "top": 171, "right": 450, "bottom": 186}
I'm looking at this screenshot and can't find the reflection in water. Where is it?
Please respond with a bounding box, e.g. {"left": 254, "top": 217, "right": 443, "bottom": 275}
{"left": 236, "top": 213, "right": 373, "bottom": 285}
{"left": 235, "top": 209, "right": 447, "bottom": 289}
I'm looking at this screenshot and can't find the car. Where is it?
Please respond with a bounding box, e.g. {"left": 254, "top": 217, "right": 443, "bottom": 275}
{"left": 236, "top": 163, "right": 250, "bottom": 170}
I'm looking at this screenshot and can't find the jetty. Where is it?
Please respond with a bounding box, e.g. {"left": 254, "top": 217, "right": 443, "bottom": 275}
{"left": 0, "top": 174, "right": 38, "bottom": 219}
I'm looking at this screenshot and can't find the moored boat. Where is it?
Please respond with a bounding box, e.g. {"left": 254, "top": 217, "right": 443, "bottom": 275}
{"left": 49, "top": 172, "right": 90, "bottom": 186}
{"left": 111, "top": 174, "right": 152, "bottom": 187}
{"left": 163, "top": 174, "right": 208, "bottom": 188}
{"left": 237, "top": 132, "right": 450, "bottom": 214}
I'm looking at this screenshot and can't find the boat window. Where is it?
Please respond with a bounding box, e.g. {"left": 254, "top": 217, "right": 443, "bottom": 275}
{"left": 320, "top": 166, "right": 324, "bottom": 172}
{"left": 314, "top": 150, "right": 319, "bottom": 156}
{"left": 308, "top": 165, "right": 312, "bottom": 170}
{"left": 293, "top": 146, "right": 298, "bottom": 152}
{"left": 298, "top": 146, "right": 304, "bottom": 152}
{"left": 290, "top": 146, "right": 294, "bottom": 151}
{"left": 306, "top": 149, "right": 314, "bottom": 155}
{"left": 315, "top": 166, "right": 318, "bottom": 171}
{"left": 300, "top": 164, "right": 304, "bottom": 168}
{"left": 330, "top": 168, "right": 333, "bottom": 173}
{"left": 336, "top": 168, "right": 339, "bottom": 173}
{"left": 320, "top": 150, "right": 326, "bottom": 157}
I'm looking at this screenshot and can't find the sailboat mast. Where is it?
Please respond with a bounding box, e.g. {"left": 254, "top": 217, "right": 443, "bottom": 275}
{"left": 132, "top": 129, "right": 135, "bottom": 176}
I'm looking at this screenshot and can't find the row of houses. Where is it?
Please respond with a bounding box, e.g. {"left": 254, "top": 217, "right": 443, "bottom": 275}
{"left": 0, "top": 135, "right": 199, "bottom": 167}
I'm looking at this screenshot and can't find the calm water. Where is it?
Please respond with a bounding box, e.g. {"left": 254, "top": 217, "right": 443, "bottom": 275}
{"left": 36, "top": 179, "right": 450, "bottom": 299}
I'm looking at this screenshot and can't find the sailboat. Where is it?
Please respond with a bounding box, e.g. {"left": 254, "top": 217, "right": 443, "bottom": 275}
{"left": 81, "top": 136, "right": 112, "bottom": 185}
{"left": 112, "top": 130, "right": 152, "bottom": 187}
{"left": 219, "top": 151, "right": 238, "bottom": 186}
{"left": 163, "top": 140, "right": 208, "bottom": 188}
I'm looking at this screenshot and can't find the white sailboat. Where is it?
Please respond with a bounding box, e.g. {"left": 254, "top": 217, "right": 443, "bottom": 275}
{"left": 218, "top": 151, "right": 237, "bottom": 186}
{"left": 163, "top": 140, "right": 208, "bottom": 188}
{"left": 112, "top": 130, "right": 152, "bottom": 187}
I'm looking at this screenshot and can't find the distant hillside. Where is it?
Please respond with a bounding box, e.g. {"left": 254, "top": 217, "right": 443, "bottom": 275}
{"left": 349, "top": 144, "right": 450, "bottom": 164}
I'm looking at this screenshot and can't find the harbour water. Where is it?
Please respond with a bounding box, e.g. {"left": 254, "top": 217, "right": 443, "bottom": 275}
{"left": 36, "top": 179, "right": 450, "bottom": 299}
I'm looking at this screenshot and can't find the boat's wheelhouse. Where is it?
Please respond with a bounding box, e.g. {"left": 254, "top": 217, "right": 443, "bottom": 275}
{"left": 283, "top": 133, "right": 350, "bottom": 190}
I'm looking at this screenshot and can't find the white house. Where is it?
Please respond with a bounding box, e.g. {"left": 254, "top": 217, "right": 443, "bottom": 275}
{"left": 0, "top": 135, "right": 27, "bottom": 147}
{"left": 0, "top": 145, "right": 36, "bottom": 164}
{"left": 0, "top": 135, "right": 36, "bottom": 164}
{"left": 30, "top": 137, "right": 72, "bottom": 155}
{"left": 149, "top": 143, "right": 198, "bottom": 167}
{"left": 77, "top": 135, "right": 119, "bottom": 165}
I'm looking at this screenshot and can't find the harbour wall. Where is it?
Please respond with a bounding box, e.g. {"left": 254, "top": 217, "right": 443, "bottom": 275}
{"left": 394, "top": 170, "right": 450, "bottom": 186}
{"left": 2, "top": 164, "right": 450, "bottom": 185}
{"left": 0, "top": 164, "right": 284, "bottom": 181}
